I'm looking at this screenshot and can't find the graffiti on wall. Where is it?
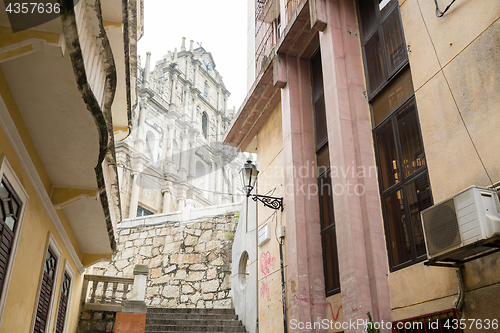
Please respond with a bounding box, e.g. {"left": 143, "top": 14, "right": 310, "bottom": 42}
{"left": 259, "top": 251, "right": 275, "bottom": 299}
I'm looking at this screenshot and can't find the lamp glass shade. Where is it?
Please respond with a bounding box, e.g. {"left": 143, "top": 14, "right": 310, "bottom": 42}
{"left": 240, "top": 160, "right": 259, "bottom": 196}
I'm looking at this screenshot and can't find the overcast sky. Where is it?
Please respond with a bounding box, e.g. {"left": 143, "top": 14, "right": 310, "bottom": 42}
{"left": 137, "top": 0, "right": 248, "bottom": 111}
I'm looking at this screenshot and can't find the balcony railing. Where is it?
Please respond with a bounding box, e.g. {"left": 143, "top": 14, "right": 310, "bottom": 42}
{"left": 80, "top": 275, "right": 135, "bottom": 312}
{"left": 283, "top": 0, "right": 301, "bottom": 29}
{"left": 255, "top": 0, "right": 277, "bottom": 75}
{"left": 74, "top": 0, "right": 107, "bottom": 107}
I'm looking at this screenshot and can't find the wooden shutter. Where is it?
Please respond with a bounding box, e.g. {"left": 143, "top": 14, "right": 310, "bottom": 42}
{"left": 33, "top": 249, "right": 57, "bottom": 333}
{"left": 55, "top": 273, "right": 71, "bottom": 333}
{"left": 0, "top": 178, "right": 21, "bottom": 301}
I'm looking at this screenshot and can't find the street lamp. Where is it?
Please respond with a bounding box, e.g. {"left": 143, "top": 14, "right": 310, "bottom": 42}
{"left": 240, "top": 159, "right": 283, "bottom": 211}
{"left": 240, "top": 159, "right": 287, "bottom": 333}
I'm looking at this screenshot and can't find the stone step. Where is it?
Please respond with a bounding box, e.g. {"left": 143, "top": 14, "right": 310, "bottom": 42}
{"left": 146, "top": 318, "right": 242, "bottom": 326}
{"left": 147, "top": 307, "right": 236, "bottom": 315}
{"left": 145, "top": 324, "right": 247, "bottom": 332}
{"left": 145, "top": 308, "right": 247, "bottom": 333}
{"left": 146, "top": 313, "right": 239, "bottom": 321}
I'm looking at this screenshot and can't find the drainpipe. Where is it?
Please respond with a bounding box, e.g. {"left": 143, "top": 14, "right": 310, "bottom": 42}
{"left": 454, "top": 265, "right": 465, "bottom": 318}
{"left": 279, "top": 234, "right": 287, "bottom": 333}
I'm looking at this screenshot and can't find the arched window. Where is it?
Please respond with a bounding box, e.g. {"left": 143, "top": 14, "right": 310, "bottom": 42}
{"left": 202, "top": 112, "right": 208, "bottom": 139}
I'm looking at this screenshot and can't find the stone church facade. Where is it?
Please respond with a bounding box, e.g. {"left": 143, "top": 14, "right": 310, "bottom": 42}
{"left": 117, "top": 38, "right": 245, "bottom": 218}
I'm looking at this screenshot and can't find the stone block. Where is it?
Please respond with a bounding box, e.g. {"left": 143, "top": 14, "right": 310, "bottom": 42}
{"left": 175, "top": 269, "right": 186, "bottom": 280}
{"left": 182, "top": 284, "right": 195, "bottom": 294}
{"left": 221, "top": 275, "right": 231, "bottom": 290}
{"left": 133, "top": 238, "right": 146, "bottom": 247}
{"left": 184, "top": 235, "right": 198, "bottom": 246}
{"left": 162, "top": 285, "right": 180, "bottom": 298}
{"left": 94, "top": 321, "right": 105, "bottom": 331}
{"left": 146, "top": 286, "right": 159, "bottom": 297}
{"left": 115, "top": 260, "right": 129, "bottom": 270}
{"left": 202, "top": 222, "right": 214, "bottom": 229}
{"left": 120, "top": 229, "right": 131, "bottom": 235}
{"left": 104, "top": 265, "right": 117, "bottom": 276}
{"left": 206, "top": 241, "right": 218, "bottom": 251}
{"left": 153, "top": 237, "right": 165, "bottom": 247}
{"left": 201, "top": 279, "right": 219, "bottom": 293}
{"left": 213, "top": 299, "right": 231, "bottom": 308}
{"left": 195, "top": 244, "right": 206, "bottom": 252}
{"left": 207, "top": 268, "right": 217, "bottom": 280}
{"left": 164, "top": 264, "right": 176, "bottom": 273}
{"left": 186, "top": 271, "right": 204, "bottom": 282}
{"left": 94, "top": 312, "right": 103, "bottom": 320}
{"left": 199, "top": 230, "right": 213, "bottom": 243}
{"left": 128, "top": 233, "right": 139, "bottom": 241}
{"left": 189, "top": 264, "right": 206, "bottom": 271}
{"left": 150, "top": 256, "right": 162, "bottom": 268}
{"left": 81, "top": 311, "right": 91, "bottom": 320}
{"left": 203, "top": 293, "right": 214, "bottom": 300}
{"left": 171, "top": 253, "right": 203, "bottom": 264}
{"left": 122, "top": 247, "right": 134, "bottom": 259}
{"left": 139, "top": 246, "right": 152, "bottom": 257}
{"left": 150, "top": 268, "right": 162, "bottom": 278}
{"left": 210, "top": 256, "right": 224, "bottom": 266}
{"left": 164, "top": 241, "right": 180, "bottom": 253}
{"left": 77, "top": 320, "right": 90, "bottom": 332}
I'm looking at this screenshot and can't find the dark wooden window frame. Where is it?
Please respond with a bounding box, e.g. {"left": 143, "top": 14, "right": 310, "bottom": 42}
{"left": 357, "top": 0, "right": 433, "bottom": 272}
{"left": 0, "top": 158, "right": 28, "bottom": 325}
{"left": 373, "top": 96, "right": 433, "bottom": 272}
{"left": 30, "top": 234, "right": 62, "bottom": 333}
{"left": 357, "top": 0, "right": 409, "bottom": 100}
{"left": 55, "top": 263, "right": 74, "bottom": 333}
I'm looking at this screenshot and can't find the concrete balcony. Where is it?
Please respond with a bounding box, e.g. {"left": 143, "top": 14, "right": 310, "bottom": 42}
{"left": 0, "top": 0, "right": 143, "bottom": 269}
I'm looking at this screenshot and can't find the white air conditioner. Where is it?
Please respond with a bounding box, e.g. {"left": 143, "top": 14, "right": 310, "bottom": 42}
{"left": 421, "top": 186, "right": 500, "bottom": 260}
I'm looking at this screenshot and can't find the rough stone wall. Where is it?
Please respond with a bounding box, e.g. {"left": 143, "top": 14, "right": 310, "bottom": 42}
{"left": 76, "top": 310, "right": 115, "bottom": 333}
{"left": 91, "top": 214, "right": 237, "bottom": 309}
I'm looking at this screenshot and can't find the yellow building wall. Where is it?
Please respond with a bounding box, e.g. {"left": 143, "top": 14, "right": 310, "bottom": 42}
{"left": 255, "top": 102, "right": 288, "bottom": 333}
{"left": 0, "top": 72, "right": 84, "bottom": 332}
{"left": 388, "top": 0, "right": 500, "bottom": 321}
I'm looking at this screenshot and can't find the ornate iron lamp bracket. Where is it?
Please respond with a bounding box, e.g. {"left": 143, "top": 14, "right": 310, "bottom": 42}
{"left": 251, "top": 194, "right": 283, "bottom": 211}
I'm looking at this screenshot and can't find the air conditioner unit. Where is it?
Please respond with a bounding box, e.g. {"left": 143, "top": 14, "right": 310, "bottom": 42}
{"left": 421, "top": 186, "right": 500, "bottom": 260}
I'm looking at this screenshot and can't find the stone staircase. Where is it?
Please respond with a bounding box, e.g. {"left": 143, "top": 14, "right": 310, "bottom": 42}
{"left": 145, "top": 308, "right": 247, "bottom": 333}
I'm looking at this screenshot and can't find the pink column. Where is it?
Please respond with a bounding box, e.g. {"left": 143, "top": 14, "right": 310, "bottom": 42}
{"left": 281, "top": 56, "right": 326, "bottom": 332}
{"left": 319, "top": 0, "right": 392, "bottom": 330}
